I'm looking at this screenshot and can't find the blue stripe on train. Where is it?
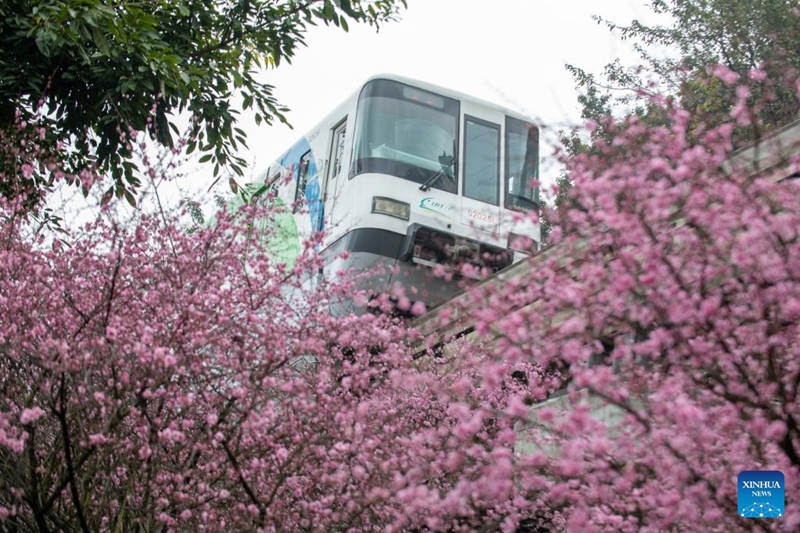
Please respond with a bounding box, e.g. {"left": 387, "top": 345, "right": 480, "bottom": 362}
{"left": 276, "top": 137, "right": 324, "bottom": 233}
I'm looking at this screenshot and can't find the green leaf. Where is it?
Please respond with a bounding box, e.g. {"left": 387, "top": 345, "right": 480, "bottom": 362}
{"left": 92, "top": 27, "right": 110, "bottom": 56}
{"left": 206, "top": 127, "right": 218, "bottom": 145}
{"left": 124, "top": 190, "right": 137, "bottom": 207}
{"left": 34, "top": 31, "right": 52, "bottom": 56}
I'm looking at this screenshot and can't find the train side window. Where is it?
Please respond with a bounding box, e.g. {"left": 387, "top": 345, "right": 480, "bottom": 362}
{"left": 505, "top": 116, "right": 539, "bottom": 211}
{"left": 294, "top": 151, "right": 312, "bottom": 212}
{"left": 267, "top": 171, "right": 281, "bottom": 189}
{"left": 463, "top": 116, "right": 500, "bottom": 205}
{"left": 329, "top": 119, "right": 347, "bottom": 179}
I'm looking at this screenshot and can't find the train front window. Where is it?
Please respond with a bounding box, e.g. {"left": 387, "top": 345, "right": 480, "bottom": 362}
{"left": 351, "top": 79, "right": 459, "bottom": 194}
{"left": 505, "top": 116, "right": 539, "bottom": 211}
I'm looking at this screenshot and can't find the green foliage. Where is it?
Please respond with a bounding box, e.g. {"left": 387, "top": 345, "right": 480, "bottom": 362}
{"left": 538, "top": 173, "right": 571, "bottom": 245}
{"left": 0, "top": 0, "right": 405, "bottom": 204}
{"left": 566, "top": 0, "right": 800, "bottom": 151}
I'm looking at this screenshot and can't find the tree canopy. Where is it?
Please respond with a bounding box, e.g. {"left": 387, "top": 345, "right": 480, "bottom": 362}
{"left": 0, "top": 0, "right": 405, "bottom": 205}
{"left": 566, "top": 0, "right": 800, "bottom": 149}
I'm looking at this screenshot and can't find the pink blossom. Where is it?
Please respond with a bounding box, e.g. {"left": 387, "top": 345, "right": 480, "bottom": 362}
{"left": 505, "top": 395, "right": 529, "bottom": 418}
{"left": 20, "top": 407, "right": 45, "bottom": 425}
{"left": 88, "top": 433, "right": 108, "bottom": 446}
{"left": 709, "top": 63, "right": 740, "bottom": 85}
{"left": 20, "top": 164, "right": 34, "bottom": 179}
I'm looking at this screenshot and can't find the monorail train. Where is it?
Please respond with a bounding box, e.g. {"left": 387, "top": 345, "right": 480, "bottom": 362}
{"left": 257, "top": 74, "right": 541, "bottom": 310}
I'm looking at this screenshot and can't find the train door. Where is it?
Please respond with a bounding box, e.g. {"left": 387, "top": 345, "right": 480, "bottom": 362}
{"left": 322, "top": 117, "right": 348, "bottom": 236}
{"left": 458, "top": 110, "right": 503, "bottom": 239}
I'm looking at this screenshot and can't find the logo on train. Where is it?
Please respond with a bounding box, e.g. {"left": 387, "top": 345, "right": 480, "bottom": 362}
{"left": 420, "top": 197, "right": 454, "bottom": 218}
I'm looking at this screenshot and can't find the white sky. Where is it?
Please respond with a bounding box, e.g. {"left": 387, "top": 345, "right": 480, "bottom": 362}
{"left": 236, "top": 0, "right": 665, "bottom": 190}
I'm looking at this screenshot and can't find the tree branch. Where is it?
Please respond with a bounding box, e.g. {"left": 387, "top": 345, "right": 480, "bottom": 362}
{"left": 56, "top": 375, "right": 91, "bottom": 533}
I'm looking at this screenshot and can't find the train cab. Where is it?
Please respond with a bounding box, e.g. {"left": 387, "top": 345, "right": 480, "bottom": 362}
{"left": 261, "top": 75, "right": 541, "bottom": 312}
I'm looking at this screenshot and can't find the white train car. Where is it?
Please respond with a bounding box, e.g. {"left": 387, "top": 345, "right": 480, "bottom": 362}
{"left": 259, "top": 74, "right": 541, "bottom": 309}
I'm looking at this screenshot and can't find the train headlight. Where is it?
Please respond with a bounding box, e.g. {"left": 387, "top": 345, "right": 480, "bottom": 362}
{"left": 372, "top": 196, "right": 410, "bottom": 220}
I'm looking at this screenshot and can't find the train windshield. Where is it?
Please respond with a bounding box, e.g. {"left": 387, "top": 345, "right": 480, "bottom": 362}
{"left": 351, "top": 79, "right": 459, "bottom": 194}
{"left": 505, "top": 116, "right": 539, "bottom": 211}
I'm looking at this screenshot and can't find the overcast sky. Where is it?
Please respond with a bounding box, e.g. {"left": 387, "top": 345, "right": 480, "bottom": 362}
{"left": 235, "top": 0, "right": 666, "bottom": 189}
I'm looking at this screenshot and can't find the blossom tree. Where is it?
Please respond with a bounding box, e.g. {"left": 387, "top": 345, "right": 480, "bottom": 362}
{"left": 432, "top": 68, "right": 800, "bottom": 531}
{"left": 0, "top": 117, "right": 528, "bottom": 530}
{"left": 0, "top": 203, "right": 473, "bottom": 530}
